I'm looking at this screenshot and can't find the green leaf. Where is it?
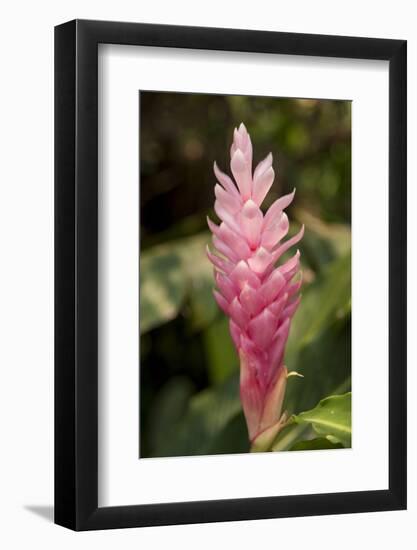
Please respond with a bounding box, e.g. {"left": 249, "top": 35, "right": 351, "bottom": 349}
{"left": 289, "top": 437, "right": 343, "bottom": 451}
{"left": 145, "top": 376, "right": 195, "bottom": 457}
{"left": 207, "top": 412, "right": 248, "bottom": 454}
{"left": 295, "top": 208, "right": 351, "bottom": 270}
{"left": 140, "top": 247, "right": 186, "bottom": 333}
{"left": 176, "top": 233, "right": 218, "bottom": 330}
{"left": 283, "top": 252, "right": 351, "bottom": 416}
{"left": 155, "top": 374, "right": 244, "bottom": 456}
{"left": 288, "top": 252, "right": 351, "bottom": 351}
{"left": 293, "top": 392, "right": 351, "bottom": 447}
{"left": 270, "top": 421, "right": 314, "bottom": 452}
{"left": 140, "top": 232, "right": 220, "bottom": 334}
{"left": 203, "top": 316, "right": 238, "bottom": 384}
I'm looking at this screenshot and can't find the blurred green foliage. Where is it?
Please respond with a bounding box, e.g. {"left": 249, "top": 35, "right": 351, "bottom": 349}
{"left": 140, "top": 91, "right": 351, "bottom": 457}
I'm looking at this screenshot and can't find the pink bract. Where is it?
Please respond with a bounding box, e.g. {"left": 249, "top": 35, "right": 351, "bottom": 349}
{"left": 207, "top": 123, "right": 304, "bottom": 449}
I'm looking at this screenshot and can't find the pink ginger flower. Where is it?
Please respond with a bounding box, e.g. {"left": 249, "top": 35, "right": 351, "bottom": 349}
{"left": 207, "top": 123, "right": 304, "bottom": 451}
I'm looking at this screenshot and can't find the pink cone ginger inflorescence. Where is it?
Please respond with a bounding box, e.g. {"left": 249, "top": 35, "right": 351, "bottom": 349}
{"left": 207, "top": 123, "right": 304, "bottom": 451}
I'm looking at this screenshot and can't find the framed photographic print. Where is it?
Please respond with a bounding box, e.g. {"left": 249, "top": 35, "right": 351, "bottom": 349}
{"left": 55, "top": 19, "right": 407, "bottom": 530}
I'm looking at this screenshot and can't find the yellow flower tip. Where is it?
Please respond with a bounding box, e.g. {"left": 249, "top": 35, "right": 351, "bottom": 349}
{"left": 287, "top": 371, "right": 304, "bottom": 379}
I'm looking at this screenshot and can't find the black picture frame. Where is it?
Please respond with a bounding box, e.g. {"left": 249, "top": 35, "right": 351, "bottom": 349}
{"left": 55, "top": 19, "right": 407, "bottom": 531}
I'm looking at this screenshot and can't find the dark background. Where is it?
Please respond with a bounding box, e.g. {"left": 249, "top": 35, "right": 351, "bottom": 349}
{"left": 139, "top": 91, "right": 351, "bottom": 457}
